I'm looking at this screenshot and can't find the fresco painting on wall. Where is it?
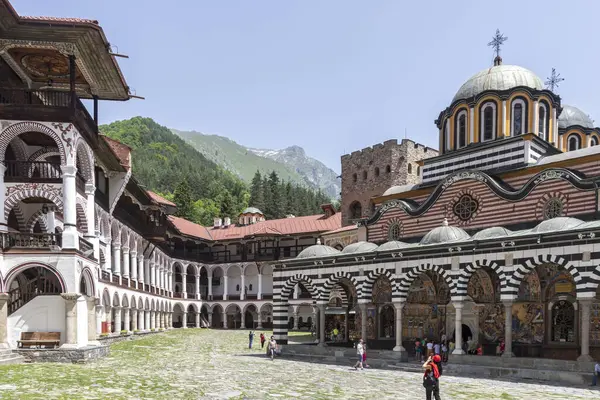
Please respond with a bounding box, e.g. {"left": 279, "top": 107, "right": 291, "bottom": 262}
{"left": 478, "top": 304, "right": 505, "bottom": 343}
{"left": 468, "top": 270, "right": 495, "bottom": 303}
{"left": 512, "top": 303, "right": 544, "bottom": 344}
{"left": 403, "top": 304, "right": 435, "bottom": 340}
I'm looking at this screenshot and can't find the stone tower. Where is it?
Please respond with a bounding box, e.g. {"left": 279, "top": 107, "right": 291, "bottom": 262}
{"left": 340, "top": 139, "right": 438, "bottom": 226}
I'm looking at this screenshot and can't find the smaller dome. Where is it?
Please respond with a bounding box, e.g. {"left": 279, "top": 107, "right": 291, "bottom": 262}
{"left": 531, "top": 217, "right": 584, "bottom": 233}
{"left": 382, "top": 184, "right": 418, "bottom": 196}
{"left": 377, "top": 241, "right": 413, "bottom": 252}
{"left": 341, "top": 241, "right": 378, "bottom": 254}
{"left": 471, "top": 227, "right": 512, "bottom": 240}
{"left": 558, "top": 105, "right": 594, "bottom": 129}
{"left": 241, "top": 207, "right": 263, "bottom": 215}
{"left": 296, "top": 243, "right": 341, "bottom": 259}
{"left": 420, "top": 218, "right": 470, "bottom": 245}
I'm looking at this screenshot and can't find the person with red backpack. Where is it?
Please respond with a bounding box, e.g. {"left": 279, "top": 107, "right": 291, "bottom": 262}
{"left": 422, "top": 354, "right": 442, "bottom": 400}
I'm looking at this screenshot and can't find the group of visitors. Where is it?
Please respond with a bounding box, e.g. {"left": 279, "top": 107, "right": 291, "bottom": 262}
{"left": 414, "top": 336, "right": 450, "bottom": 363}
{"left": 248, "top": 331, "right": 278, "bottom": 361}
{"left": 352, "top": 338, "right": 369, "bottom": 370}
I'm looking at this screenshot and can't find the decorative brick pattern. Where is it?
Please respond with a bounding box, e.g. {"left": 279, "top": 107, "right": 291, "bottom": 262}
{"left": 0, "top": 121, "right": 66, "bottom": 164}
{"left": 4, "top": 183, "right": 63, "bottom": 221}
{"left": 26, "top": 208, "right": 49, "bottom": 232}
{"left": 397, "top": 263, "right": 454, "bottom": 301}
{"left": 507, "top": 254, "right": 582, "bottom": 297}
{"left": 360, "top": 267, "right": 394, "bottom": 300}
{"left": 320, "top": 271, "right": 359, "bottom": 302}
{"left": 455, "top": 260, "right": 505, "bottom": 297}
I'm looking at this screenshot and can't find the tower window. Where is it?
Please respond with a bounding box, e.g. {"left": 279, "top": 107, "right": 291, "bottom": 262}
{"left": 417, "top": 166, "right": 420, "bottom": 176}
{"left": 591, "top": 136, "right": 599, "bottom": 147}
{"left": 456, "top": 110, "right": 467, "bottom": 149}
{"left": 481, "top": 103, "right": 496, "bottom": 141}
{"left": 538, "top": 103, "right": 548, "bottom": 140}
{"left": 352, "top": 173, "right": 357, "bottom": 183}
{"left": 567, "top": 134, "right": 580, "bottom": 151}
{"left": 511, "top": 99, "right": 527, "bottom": 136}
{"left": 407, "top": 164, "right": 412, "bottom": 174}
{"left": 363, "top": 170, "right": 367, "bottom": 180}
{"left": 375, "top": 167, "right": 380, "bottom": 177}
{"left": 385, "top": 165, "right": 391, "bottom": 173}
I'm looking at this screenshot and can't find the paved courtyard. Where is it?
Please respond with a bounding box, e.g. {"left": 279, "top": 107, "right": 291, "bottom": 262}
{"left": 0, "top": 329, "right": 597, "bottom": 399}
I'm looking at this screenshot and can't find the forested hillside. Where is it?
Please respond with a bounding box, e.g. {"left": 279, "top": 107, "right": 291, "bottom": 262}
{"left": 101, "top": 117, "right": 334, "bottom": 226}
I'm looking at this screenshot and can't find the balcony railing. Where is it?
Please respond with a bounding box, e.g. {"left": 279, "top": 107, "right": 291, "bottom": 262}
{"left": 79, "top": 236, "right": 94, "bottom": 256}
{"left": 4, "top": 161, "right": 61, "bottom": 182}
{"left": 1, "top": 232, "right": 61, "bottom": 250}
{"left": 101, "top": 271, "right": 111, "bottom": 281}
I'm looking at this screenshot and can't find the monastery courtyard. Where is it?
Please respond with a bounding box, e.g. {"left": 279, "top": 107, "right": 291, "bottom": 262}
{"left": 0, "top": 330, "right": 594, "bottom": 400}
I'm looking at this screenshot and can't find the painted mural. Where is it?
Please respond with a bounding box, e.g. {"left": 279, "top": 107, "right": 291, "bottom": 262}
{"left": 372, "top": 276, "right": 392, "bottom": 305}
{"left": 592, "top": 301, "right": 600, "bottom": 346}
{"left": 380, "top": 305, "right": 395, "bottom": 338}
{"left": 467, "top": 269, "right": 496, "bottom": 303}
{"left": 403, "top": 304, "right": 440, "bottom": 340}
{"left": 478, "top": 304, "right": 505, "bottom": 343}
{"left": 512, "top": 303, "right": 544, "bottom": 344}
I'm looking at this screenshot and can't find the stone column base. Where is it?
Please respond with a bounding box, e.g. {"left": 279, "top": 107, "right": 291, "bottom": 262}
{"left": 452, "top": 349, "right": 465, "bottom": 355}
{"left": 393, "top": 345, "right": 406, "bottom": 352}
{"left": 87, "top": 340, "right": 102, "bottom": 347}
{"left": 577, "top": 354, "right": 593, "bottom": 362}
{"left": 317, "top": 342, "right": 328, "bottom": 347}
{"left": 60, "top": 343, "right": 82, "bottom": 349}
{"left": 501, "top": 352, "right": 515, "bottom": 358}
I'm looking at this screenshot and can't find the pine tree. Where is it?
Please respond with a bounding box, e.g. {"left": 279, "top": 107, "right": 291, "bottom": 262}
{"left": 268, "top": 171, "right": 283, "bottom": 219}
{"left": 219, "top": 189, "right": 236, "bottom": 218}
{"left": 249, "top": 170, "right": 265, "bottom": 211}
{"left": 173, "top": 179, "right": 194, "bottom": 220}
{"left": 262, "top": 176, "right": 272, "bottom": 218}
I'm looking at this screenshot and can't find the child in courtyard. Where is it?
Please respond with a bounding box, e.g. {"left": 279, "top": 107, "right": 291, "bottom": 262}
{"left": 268, "top": 336, "right": 277, "bottom": 361}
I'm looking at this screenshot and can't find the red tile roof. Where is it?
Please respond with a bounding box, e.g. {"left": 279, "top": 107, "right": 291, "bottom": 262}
{"left": 168, "top": 216, "right": 212, "bottom": 241}
{"left": 323, "top": 224, "right": 357, "bottom": 235}
{"left": 169, "top": 212, "right": 342, "bottom": 242}
{"left": 147, "top": 191, "right": 176, "bottom": 207}
{"left": 101, "top": 136, "right": 131, "bottom": 169}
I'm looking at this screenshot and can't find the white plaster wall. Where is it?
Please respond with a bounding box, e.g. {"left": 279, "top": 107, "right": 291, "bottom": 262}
{"left": 262, "top": 276, "right": 273, "bottom": 294}
{"left": 8, "top": 295, "right": 65, "bottom": 348}
{"left": 76, "top": 296, "right": 88, "bottom": 346}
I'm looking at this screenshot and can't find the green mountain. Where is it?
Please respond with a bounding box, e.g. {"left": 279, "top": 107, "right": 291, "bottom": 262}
{"left": 172, "top": 129, "right": 341, "bottom": 199}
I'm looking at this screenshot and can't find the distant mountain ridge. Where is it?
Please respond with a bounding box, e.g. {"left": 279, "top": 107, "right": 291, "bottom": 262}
{"left": 171, "top": 129, "right": 341, "bottom": 199}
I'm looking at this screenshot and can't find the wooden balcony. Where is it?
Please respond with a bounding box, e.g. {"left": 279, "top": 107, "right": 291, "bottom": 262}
{"left": 0, "top": 88, "right": 98, "bottom": 146}
{"left": 1, "top": 232, "right": 61, "bottom": 250}
{"left": 4, "top": 160, "right": 87, "bottom": 195}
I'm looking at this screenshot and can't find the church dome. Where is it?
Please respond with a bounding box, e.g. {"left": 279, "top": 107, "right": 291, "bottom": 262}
{"left": 558, "top": 105, "right": 594, "bottom": 129}
{"left": 377, "top": 241, "right": 413, "bottom": 252}
{"left": 241, "top": 207, "right": 263, "bottom": 215}
{"left": 296, "top": 242, "right": 341, "bottom": 259}
{"left": 341, "top": 241, "right": 378, "bottom": 254}
{"left": 452, "top": 64, "right": 544, "bottom": 103}
{"left": 382, "top": 184, "right": 417, "bottom": 196}
{"left": 471, "top": 226, "right": 512, "bottom": 240}
{"left": 420, "top": 219, "right": 470, "bottom": 245}
{"left": 531, "top": 217, "right": 584, "bottom": 233}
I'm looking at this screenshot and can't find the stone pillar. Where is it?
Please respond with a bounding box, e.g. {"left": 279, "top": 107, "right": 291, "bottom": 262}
{"left": 159, "top": 312, "right": 164, "bottom": 329}
{"left": 502, "top": 300, "right": 514, "bottom": 357}
{"left": 130, "top": 251, "right": 138, "bottom": 285}
{"left": 150, "top": 311, "right": 155, "bottom": 329}
{"left": 222, "top": 316, "right": 227, "bottom": 329}
{"left": 95, "top": 305, "right": 103, "bottom": 336}
{"left": 145, "top": 310, "right": 150, "bottom": 330}
{"left": 208, "top": 272, "right": 213, "bottom": 300}
{"left": 344, "top": 310, "right": 349, "bottom": 342}
{"left": 0, "top": 165, "right": 6, "bottom": 231}
{"left": 359, "top": 303, "right": 367, "bottom": 342}
{"left": 257, "top": 273, "right": 262, "bottom": 300}
{"left": 61, "top": 165, "right": 79, "bottom": 249}
{"left": 257, "top": 313, "right": 262, "bottom": 329}
{"left": 87, "top": 298, "right": 99, "bottom": 344}
{"left": 123, "top": 307, "right": 131, "bottom": 332}
{"left": 113, "top": 244, "right": 121, "bottom": 276}
{"left": 240, "top": 274, "right": 245, "bottom": 300}
{"left": 293, "top": 312, "right": 299, "bottom": 330}
{"left": 154, "top": 310, "right": 158, "bottom": 329}
{"left": 0, "top": 294, "right": 9, "bottom": 348}
{"left": 578, "top": 299, "right": 594, "bottom": 362}
{"left": 208, "top": 312, "right": 213, "bottom": 328}
{"left": 393, "top": 302, "right": 406, "bottom": 352}
{"left": 469, "top": 106, "right": 475, "bottom": 144}
{"left": 138, "top": 255, "right": 145, "bottom": 286}
{"left": 318, "top": 303, "right": 326, "bottom": 346}
{"left": 84, "top": 183, "right": 98, "bottom": 259}
{"left": 182, "top": 311, "right": 188, "bottom": 329}
{"left": 182, "top": 273, "right": 187, "bottom": 299}
{"left": 452, "top": 301, "right": 464, "bottom": 355}
{"left": 502, "top": 100, "right": 507, "bottom": 137}
{"left": 138, "top": 309, "right": 144, "bottom": 331}
{"left": 533, "top": 100, "right": 540, "bottom": 135}
{"left": 114, "top": 306, "right": 122, "bottom": 333}
{"left": 195, "top": 273, "right": 200, "bottom": 300}
{"left": 122, "top": 247, "right": 130, "bottom": 279}
{"left": 223, "top": 275, "right": 228, "bottom": 300}
{"left": 195, "top": 312, "right": 200, "bottom": 328}
{"left": 105, "top": 306, "right": 112, "bottom": 334}
{"left": 132, "top": 309, "right": 138, "bottom": 332}
{"left": 150, "top": 261, "right": 155, "bottom": 290}
{"left": 293, "top": 284, "right": 299, "bottom": 300}
{"left": 61, "top": 293, "right": 80, "bottom": 347}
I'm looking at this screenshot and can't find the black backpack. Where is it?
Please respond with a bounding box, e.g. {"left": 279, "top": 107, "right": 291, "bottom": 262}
{"left": 437, "top": 362, "right": 443, "bottom": 376}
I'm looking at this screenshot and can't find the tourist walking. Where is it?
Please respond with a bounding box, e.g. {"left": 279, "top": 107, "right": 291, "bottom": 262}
{"left": 422, "top": 354, "right": 442, "bottom": 400}
{"left": 415, "top": 338, "right": 422, "bottom": 362}
{"left": 353, "top": 339, "right": 365, "bottom": 370}
{"left": 248, "top": 331, "right": 254, "bottom": 349}
{"left": 441, "top": 342, "right": 448, "bottom": 363}
{"left": 268, "top": 336, "right": 277, "bottom": 361}
{"left": 260, "top": 333, "right": 266, "bottom": 349}
{"left": 426, "top": 340, "right": 434, "bottom": 357}
{"left": 362, "top": 342, "right": 369, "bottom": 368}
{"left": 434, "top": 341, "right": 441, "bottom": 356}
{"left": 590, "top": 360, "right": 600, "bottom": 386}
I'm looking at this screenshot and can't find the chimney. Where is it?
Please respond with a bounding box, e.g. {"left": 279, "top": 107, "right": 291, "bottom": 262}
{"left": 223, "top": 217, "right": 231, "bottom": 227}
{"left": 213, "top": 217, "right": 222, "bottom": 228}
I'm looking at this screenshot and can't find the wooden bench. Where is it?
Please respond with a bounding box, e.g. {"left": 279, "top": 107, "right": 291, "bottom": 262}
{"left": 17, "top": 332, "right": 60, "bottom": 349}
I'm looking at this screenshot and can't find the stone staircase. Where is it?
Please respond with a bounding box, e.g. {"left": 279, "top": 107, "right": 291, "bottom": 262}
{"left": 0, "top": 348, "right": 24, "bottom": 365}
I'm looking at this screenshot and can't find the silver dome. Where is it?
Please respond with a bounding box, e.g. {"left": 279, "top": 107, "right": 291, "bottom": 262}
{"left": 382, "top": 184, "right": 418, "bottom": 196}
{"left": 341, "top": 241, "right": 378, "bottom": 254}
{"left": 453, "top": 64, "right": 543, "bottom": 103}
{"left": 420, "top": 219, "right": 470, "bottom": 245}
{"left": 531, "top": 217, "right": 584, "bottom": 234}
{"left": 296, "top": 244, "right": 340, "bottom": 259}
{"left": 377, "top": 241, "right": 413, "bottom": 251}
{"left": 471, "top": 226, "right": 512, "bottom": 240}
{"left": 558, "top": 105, "right": 594, "bottom": 129}
{"left": 241, "top": 207, "right": 264, "bottom": 215}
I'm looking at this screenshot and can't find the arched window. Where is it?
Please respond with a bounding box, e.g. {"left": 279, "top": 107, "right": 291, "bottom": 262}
{"left": 385, "top": 165, "right": 391, "bottom": 173}
{"left": 417, "top": 166, "right": 420, "bottom": 176}
{"left": 551, "top": 300, "right": 575, "bottom": 342}
{"left": 443, "top": 120, "right": 450, "bottom": 153}
{"left": 480, "top": 102, "right": 496, "bottom": 141}
{"left": 590, "top": 136, "right": 598, "bottom": 147}
{"left": 567, "top": 134, "right": 580, "bottom": 151}
{"left": 455, "top": 110, "right": 467, "bottom": 149}
{"left": 352, "top": 173, "right": 357, "bottom": 183}
{"left": 349, "top": 201, "right": 362, "bottom": 220}
{"left": 538, "top": 102, "right": 549, "bottom": 141}
{"left": 407, "top": 164, "right": 412, "bottom": 174}
{"left": 362, "top": 170, "right": 367, "bottom": 180}
{"left": 374, "top": 167, "right": 380, "bottom": 177}
{"left": 511, "top": 99, "right": 527, "bottom": 136}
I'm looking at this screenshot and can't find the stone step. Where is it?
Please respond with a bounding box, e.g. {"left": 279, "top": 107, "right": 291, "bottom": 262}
{"left": 0, "top": 354, "right": 24, "bottom": 365}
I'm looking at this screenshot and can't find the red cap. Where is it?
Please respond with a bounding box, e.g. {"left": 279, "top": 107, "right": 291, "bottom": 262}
{"left": 432, "top": 355, "right": 442, "bottom": 363}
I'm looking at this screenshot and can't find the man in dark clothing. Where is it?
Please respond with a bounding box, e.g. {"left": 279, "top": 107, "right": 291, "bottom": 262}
{"left": 248, "top": 331, "right": 254, "bottom": 349}
{"left": 422, "top": 354, "right": 442, "bottom": 400}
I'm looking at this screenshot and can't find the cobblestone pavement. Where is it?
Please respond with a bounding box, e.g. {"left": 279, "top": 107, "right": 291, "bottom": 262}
{"left": 0, "top": 329, "right": 597, "bottom": 399}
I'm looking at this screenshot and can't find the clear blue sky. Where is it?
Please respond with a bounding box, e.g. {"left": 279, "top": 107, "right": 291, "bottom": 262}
{"left": 16, "top": 0, "right": 600, "bottom": 173}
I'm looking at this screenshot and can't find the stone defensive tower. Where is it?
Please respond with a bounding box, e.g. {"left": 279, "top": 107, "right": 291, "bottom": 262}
{"left": 340, "top": 139, "right": 438, "bottom": 226}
